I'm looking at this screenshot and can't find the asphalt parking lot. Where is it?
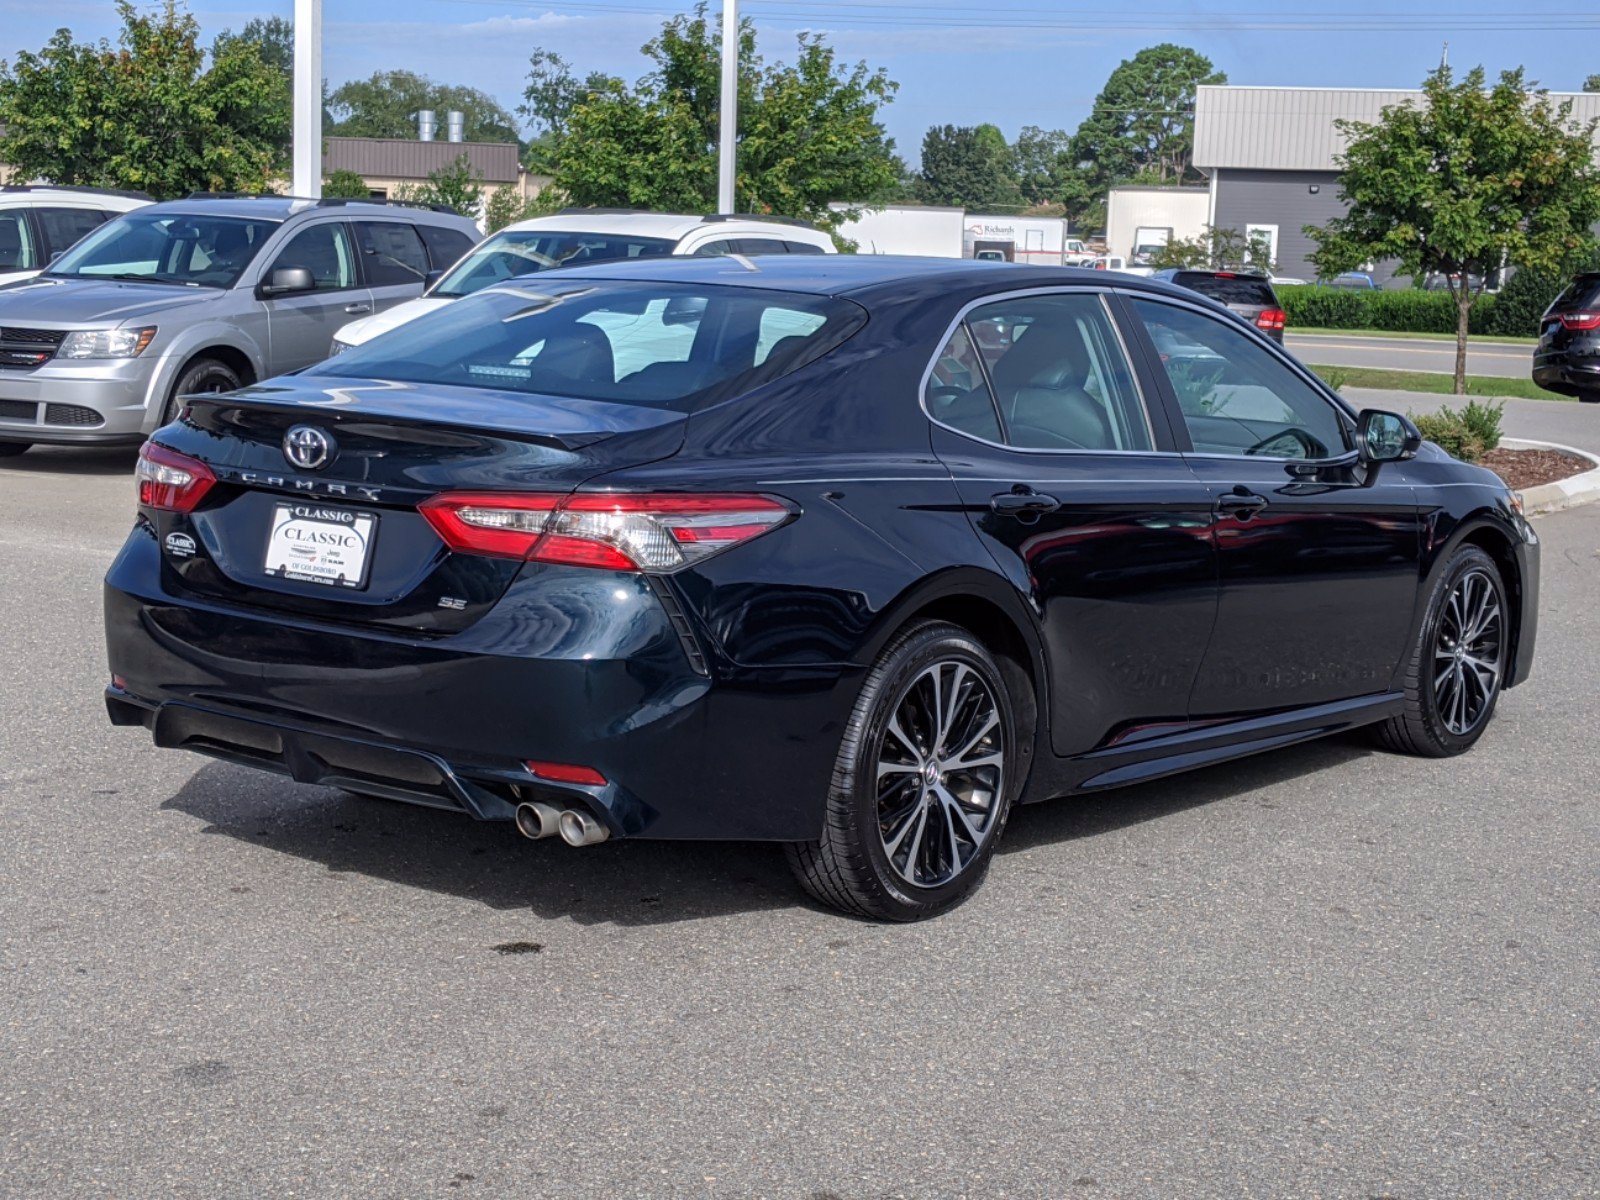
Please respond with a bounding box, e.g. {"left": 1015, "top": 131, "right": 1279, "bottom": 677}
{"left": 2, "top": 445, "right": 1597, "bottom": 1199}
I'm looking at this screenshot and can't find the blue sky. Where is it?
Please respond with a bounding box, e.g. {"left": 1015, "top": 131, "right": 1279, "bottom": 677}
{"left": 7, "top": 0, "right": 1597, "bottom": 162}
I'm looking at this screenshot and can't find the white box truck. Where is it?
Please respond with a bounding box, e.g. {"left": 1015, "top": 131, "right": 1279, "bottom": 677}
{"left": 831, "top": 205, "right": 964, "bottom": 257}
{"left": 963, "top": 215, "right": 1074, "bottom": 265}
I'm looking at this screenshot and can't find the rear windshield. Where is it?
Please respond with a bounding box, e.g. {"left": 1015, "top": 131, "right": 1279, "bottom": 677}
{"left": 430, "top": 229, "right": 676, "bottom": 298}
{"left": 316, "top": 280, "right": 866, "bottom": 411}
{"left": 1549, "top": 274, "right": 1600, "bottom": 312}
{"left": 1171, "top": 273, "right": 1277, "bottom": 306}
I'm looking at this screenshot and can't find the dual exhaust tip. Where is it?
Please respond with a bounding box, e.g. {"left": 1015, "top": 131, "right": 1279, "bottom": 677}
{"left": 515, "top": 801, "right": 609, "bottom": 847}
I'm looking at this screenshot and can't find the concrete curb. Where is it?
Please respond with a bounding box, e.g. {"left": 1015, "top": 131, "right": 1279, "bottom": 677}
{"left": 1500, "top": 437, "right": 1600, "bottom": 515}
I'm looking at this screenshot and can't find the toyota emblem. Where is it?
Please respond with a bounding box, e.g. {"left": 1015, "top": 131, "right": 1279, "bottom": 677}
{"left": 283, "top": 424, "right": 334, "bottom": 471}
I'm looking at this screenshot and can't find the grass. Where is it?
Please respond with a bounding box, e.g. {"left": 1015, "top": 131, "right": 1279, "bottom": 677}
{"left": 1305, "top": 364, "right": 1572, "bottom": 401}
{"left": 1290, "top": 326, "right": 1542, "bottom": 345}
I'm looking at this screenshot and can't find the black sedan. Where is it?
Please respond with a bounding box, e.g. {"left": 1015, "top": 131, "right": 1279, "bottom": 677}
{"left": 105, "top": 257, "right": 1539, "bottom": 920}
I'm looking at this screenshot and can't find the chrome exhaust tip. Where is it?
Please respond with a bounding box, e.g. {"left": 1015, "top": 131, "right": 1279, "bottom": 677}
{"left": 558, "top": 809, "right": 609, "bottom": 847}
{"left": 514, "top": 801, "right": 562, "bottom": 841}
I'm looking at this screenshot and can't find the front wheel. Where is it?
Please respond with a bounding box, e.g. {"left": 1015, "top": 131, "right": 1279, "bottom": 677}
{"left": 786, "top": 621, "right": 1019, "bottom": 921}
{"left": 161, "top": 357, "right": 242, "bottom": 426}
{"left": 1377, "top": 545, "right": 1507, "bottom": 757}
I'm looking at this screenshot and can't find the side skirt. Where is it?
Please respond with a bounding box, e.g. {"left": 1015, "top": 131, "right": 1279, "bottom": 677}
{"left": 1024, "top": 692, "right": 1406, "bottom": 800}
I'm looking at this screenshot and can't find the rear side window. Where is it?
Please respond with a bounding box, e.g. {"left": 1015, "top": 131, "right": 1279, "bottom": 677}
{"left": 418, "top": 224, "right": 475, "bottom": 272}
{"left": 36, "top": 207, "right": 109, "bottom": 258}
{"left": 925, "top": 324, "right": 1002, "bottom": 442}
{"left": 0, "top": 211, "right": 34, "bottom": 271}
{"left": 1172, "top": 272, "right": 1277, "bottom": 307}
{"left": 356, "top": 221, "right": 429, "bottom": 287}
{"left": 962, "top": 293, "right": 1153, "bottom": 452}
{"left": 317, "top": 281, "right": 866, "bottom": 411}
{"left": 783, "top": 240, "right": 827, "bottom": 255}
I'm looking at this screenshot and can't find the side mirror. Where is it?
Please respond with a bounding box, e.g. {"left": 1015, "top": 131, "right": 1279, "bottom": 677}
{"left": 48, "top": 250, "right": 64, "bottom": 264}
{"left": 259, "top": 266, "right": 315, "bottom": 298}
{"left": 423, "top": 268, "right": 444, "bottom": 291}
{"left": 1356, "top": 409, "right": 1421, "bottom": 464}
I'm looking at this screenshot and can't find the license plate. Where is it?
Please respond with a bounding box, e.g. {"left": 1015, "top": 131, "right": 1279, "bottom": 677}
{"left": 264, "top": 502, "right": 377, "bottom": 589}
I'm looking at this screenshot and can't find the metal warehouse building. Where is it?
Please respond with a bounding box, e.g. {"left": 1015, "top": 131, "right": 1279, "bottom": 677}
{"left": 1192, "top": 85, "right": 1600, "bottom": 286}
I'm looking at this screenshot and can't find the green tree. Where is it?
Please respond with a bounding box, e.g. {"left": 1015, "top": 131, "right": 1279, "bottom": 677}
{"left": 210, "top": 15, "right": 297, "bottom": 166}
{"left": 328, "top": 70, "right": 518, "bottom": 143}
{"left": 1063, "top": 44, "right": 1225, "bottom": 226}
{"left": 0, "top": 1, "right": 287, "bottom": 198}
{"left": 1586, "top": 73, "right": 1600, "bottom": 92}
{"left": 1013, "top": 125, "right": 1072, "bottom": 208}
{"left": 916, "top": 123, "right": 1023, "bottom": 209}
{"left": 322, "top": 168, "right": 370, "bottom": 199}
{"left": 395, "top": 153, "right": 484, "bottom": 216}
{"left": 537, "top": 6, "right": 899, "bottom": 229}
{"left": 1147, "top": 225, "right": 1273, "bottom": 271}
{"left": 1307, "top": 65, "right": 1600, "bottom": 393}
{"left": 519, "top": 49, "right": 622, "bottom": 172}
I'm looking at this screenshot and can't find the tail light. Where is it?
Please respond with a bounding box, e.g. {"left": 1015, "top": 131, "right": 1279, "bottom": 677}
{"left": 419, "top": 492, "right": 793, "bottom": 572}
{"left": 1256, "top": 308, "right": 1287, "bottom": 332}
{"left": 136, "top": 441, "right": 216, "bottom": 512}
{"left": 1557, "top": 311, "right": 1600, "bottom": 331}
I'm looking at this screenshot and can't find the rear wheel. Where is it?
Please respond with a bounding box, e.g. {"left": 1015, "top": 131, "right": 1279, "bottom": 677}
{"left": 1579, "top": 391, "right": 1600, "bottom": 404}
{"left": 1377, "top": 545, "right": 1507, "bottom": 757}
{"left": 0, "top": 442, "right": 29, "bottom": 458}
{"left": 786, "top": 621, "right": 1018, "bottom": 921}
{"left": 162, "top": 357, "right": 241, "bottom": 425}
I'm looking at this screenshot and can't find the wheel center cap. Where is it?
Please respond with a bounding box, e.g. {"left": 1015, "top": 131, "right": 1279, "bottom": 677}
{"left": 923, "top": 761, "right": 942, "bottom": 788}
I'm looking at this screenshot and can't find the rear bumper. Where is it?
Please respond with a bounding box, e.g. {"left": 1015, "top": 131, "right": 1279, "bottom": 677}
{"left": 1532, "top": 355, "right": 1600, "bottom": 397}
{"left": 104, "top": 532, "right": 856, "bottom": 840}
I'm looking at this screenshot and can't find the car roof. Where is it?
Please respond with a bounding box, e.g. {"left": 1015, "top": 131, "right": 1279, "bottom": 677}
{"left": 535, "top": 253, "right": 1201, "bottom": 304}
{"left": 502, "top": 211, "right": 828, "bottom": 243}
{"left": 0, "top": 186, "right": 150, "bottom": 208}
{"left": 132, "top": 196, "right": 468, "bottom": 223}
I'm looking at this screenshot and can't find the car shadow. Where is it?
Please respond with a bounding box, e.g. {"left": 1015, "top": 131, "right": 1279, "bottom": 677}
{"left": 162, "top": 734, "right": 1377, "bottom": 927}
{"left": 0, "top": 445, "right": 139, "bottom": 476}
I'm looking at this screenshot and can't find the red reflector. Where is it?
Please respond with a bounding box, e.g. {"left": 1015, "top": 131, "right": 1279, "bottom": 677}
{"left": 1256, "top": 307, "right": 1287, "bottom": 331}
{"left": 1558, "top": 311, "right": 1600, "bottom": 331}
{"left": 111, "top": 674, "right": 126, "bottom": 690}
{"left": 136, "top": 441, "right": 216, "bottom": 512}
{"left": 419, "top": 491, "right": 791, "bottom": 572}
{"left": 524, "top": 759, "right": 607, "bottom": 787}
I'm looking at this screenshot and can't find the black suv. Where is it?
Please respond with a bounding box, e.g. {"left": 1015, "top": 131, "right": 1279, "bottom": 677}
{"left": 1533, "top": 272, "right": 1600, "bottom": 402}
{"left": 1150, "top": 269, "right": 1286, "bottom": 343}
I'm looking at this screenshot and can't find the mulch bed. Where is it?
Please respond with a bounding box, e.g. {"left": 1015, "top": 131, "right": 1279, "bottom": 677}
{"left": 1482, "top": 447, "right": 1593, "bottom": 491}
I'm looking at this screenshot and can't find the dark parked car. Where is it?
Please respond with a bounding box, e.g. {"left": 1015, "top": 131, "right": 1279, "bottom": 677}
{"left": 1533, "top": 271, "right": 1600, "bottom": 402}
{"left": 1319, "top": 272, "right": 1378, "bottom": 290}
{"left": 1150, "top": 268, "right": 1287, "bottom": 342}
{"left": 105, "top": 258, "right": 1539, "bottom": 920}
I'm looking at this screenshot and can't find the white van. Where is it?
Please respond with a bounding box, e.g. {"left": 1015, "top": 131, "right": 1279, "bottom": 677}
{"left": 0, "top": 186, "right": 152, "bottom": 287}
{"left": 332, "top": 211, "right": 836, "bottom": 353}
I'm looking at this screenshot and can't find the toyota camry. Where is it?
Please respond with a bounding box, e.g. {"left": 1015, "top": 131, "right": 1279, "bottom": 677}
{"left": 105, "top": 256, "right": 1538, "bottom": 920}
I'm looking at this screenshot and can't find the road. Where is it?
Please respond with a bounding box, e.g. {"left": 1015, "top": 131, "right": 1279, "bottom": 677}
{"left": 3, "top": 447, "right": 1598, "bottom": 1198}
{"left": 1287, "top": 332, "right": 1534, "bottom": 379}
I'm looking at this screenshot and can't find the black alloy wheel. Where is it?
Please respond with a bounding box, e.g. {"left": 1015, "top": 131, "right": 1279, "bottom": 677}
{"left": 1378, "top": 545, "right": 1507, "bottom": 757}
{"left": 787, "top": 621, "right": 1018, "bottom": 921}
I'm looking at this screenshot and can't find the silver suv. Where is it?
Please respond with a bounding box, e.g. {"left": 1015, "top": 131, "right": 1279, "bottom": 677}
{"left": 0, "top": 195, "right": 479, "bottom": 456}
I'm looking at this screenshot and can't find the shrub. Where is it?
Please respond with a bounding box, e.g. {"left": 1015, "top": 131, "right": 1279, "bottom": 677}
{"left": 322, "top": 169, "right": 370, "bottom": 199}
{"left": 1411, "top": 405, "right": 1489, "bottom": 462}
{"left": 1280, "top": 286, "right": 1498, "bottom": 334}
{"left": 1312, "top": 365, "right": 1351, "bottom": 391}
{"left": 1481, "top": 250, "right": 1600, "bottom": 337}
{"left": 1458, "top": 398, "right": 1504, "bottom": 452}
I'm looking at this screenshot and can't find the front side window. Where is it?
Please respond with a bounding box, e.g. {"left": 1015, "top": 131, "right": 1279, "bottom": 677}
{"left": 0, "top": 212, "right": 34, "bottom": 271}
{"left": 267, "top": 223, "right": 357, "bottom": 292}
{"left": 317, "top": 281, "right": 866, "bottom": 411}
{"left": 965, "top": 293, "right": 1153, "bottom": 452}
{"left": 37, "top": 208, "right": 109, "bottom": 258}
{"left": 46, "top": 212, "right": 278, "bottom": 288}
{"left": 430, "top": 229, "right": 676, "bottom": 298}
{"left": 355, "top": 221, "right": 429, "bottom": 287}
{"left": 1132, "top": 298, "right": 1349, "bottom": 460}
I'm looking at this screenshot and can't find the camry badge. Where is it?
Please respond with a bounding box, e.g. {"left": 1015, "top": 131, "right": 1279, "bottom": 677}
{"left": 283, "top": 424, "right": 334, "bottom": 471}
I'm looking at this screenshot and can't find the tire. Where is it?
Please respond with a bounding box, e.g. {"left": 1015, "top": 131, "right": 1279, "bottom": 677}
{"left": 786, "top": 621, "right": 1020, "bottom": 921}
{"left": 1376, "top": 545, "right": 1508, "bottom": 757}
{"left": 0, "top": 442, "right": 29, "bottom": 458}
{"left": 1579, "top": 391, "right": 1600, "bottom": 405}
{"left": 162, "top": 357, "right": 242, "bottom": 426}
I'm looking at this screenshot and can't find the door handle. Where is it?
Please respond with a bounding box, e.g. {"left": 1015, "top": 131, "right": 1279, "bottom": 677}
{"left": 1215, "top": 487, "right": 1269, "bottom": 518}
{"left": 990, "top": 487, "right": 1061, "bottom": 518}
{"left": 343, "top": 302, "right": 373, "bottom": 315}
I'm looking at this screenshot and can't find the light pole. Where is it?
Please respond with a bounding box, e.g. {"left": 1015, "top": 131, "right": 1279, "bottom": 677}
{"left": 717, "top": 0, "right": 737, "bottom": 213}
{"left": 292, "top": 0, "right": 323, "bottom": 198}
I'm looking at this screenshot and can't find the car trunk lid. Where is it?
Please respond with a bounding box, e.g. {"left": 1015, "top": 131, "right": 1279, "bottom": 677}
{"left": 155, "top": 376, "right": 686, "bottom": 633}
